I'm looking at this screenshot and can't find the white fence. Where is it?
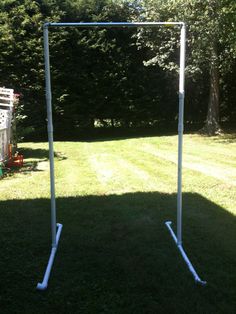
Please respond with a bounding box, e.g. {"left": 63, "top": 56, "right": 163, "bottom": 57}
{"left": 0, "top": 87, "right": 14, "bottom": 162}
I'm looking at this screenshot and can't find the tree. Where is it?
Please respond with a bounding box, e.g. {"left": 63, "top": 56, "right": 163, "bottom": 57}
{"left": 1, "top": 0, "right": 167, "bottom": 138}
{"left": 47, "top": 0, "right": 167, "bottom": 134}
{"left": 0, "top": 0, "right": 66, "bottom": 138}
{"left": 138, "top": 0, "right": 236, "bottom": 135}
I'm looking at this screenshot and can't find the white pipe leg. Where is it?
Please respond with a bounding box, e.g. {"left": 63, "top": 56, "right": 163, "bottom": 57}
{"left": 37, "top": 247, "right": 57, "bottom": 290}
{"left": 166, "top": 25, "right": 206, "bottom": 286}
{"left": 165, "top": 221, "right": 207, "bottom": 286}
{"left": 37, "top": 223, "right": 63, "bottom": 290}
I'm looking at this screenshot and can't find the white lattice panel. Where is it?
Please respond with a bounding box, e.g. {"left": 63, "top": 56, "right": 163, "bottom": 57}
{"left": 0, "top": 87, "right": 14, "bottom": 161}
{"left": 0, "top": 109, "right": 12, "bottom": 129}
{"left": 0, "top": 87, "right": 14, "bottom": 107}
{"left": 0, "top": 129, "right": 8, "bottom": 161}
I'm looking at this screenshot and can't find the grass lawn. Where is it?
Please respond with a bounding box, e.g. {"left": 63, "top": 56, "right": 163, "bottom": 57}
{"left": 0, "top": 133, "right": 235, "bottom": 313}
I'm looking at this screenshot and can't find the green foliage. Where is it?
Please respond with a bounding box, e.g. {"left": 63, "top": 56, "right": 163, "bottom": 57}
{"left": 0, "top": 0, "right": 235, "bottom": 138}
{"left": 139, "top": 0, "right": 236, "bottom": 73}
{"left": 12, "top": 99, "right": 34, "bottom": 145}
{"left": 47, "top": 0, "right": 169, "bottom": 133}
{"left": 0, "top": 0, "right": 65, "bottom": 137}
{"left": 138, "top": 0, "right": 236, "bottom": 128}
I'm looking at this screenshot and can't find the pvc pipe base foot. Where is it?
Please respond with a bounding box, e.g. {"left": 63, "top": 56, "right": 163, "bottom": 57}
{"left": 36, "top": 223, "right": 63, "bottom": 291}
{"left": 36, "top": 282, "right": 48, "bottom": 291}
{"left": 165, "top": 221, "right": 207, "bottom": 286}
{"left": 195, "top": 279, "right": 207, "bottom": 286}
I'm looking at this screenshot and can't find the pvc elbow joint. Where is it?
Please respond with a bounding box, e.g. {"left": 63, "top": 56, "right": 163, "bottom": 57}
{"left": 37, "top": 282, "right": 48, "bottom": 290}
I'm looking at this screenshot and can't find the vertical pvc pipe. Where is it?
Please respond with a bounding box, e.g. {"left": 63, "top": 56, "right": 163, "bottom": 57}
{"left": 43, "top": 25, "right": 57, "bottom": 248}
{"left": 177, "top": 24, "right": 186, "bottom": 245}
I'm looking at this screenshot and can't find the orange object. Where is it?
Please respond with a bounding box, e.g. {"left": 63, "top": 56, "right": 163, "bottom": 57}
{"left": 7, "top": 144, "right": 23, "bottom": 167}
{"left": 8, "top": 144, "right": 12, "bottom": 158}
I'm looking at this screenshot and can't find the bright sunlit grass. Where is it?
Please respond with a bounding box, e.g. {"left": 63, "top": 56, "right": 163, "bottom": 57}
{"left": 1, "top": 133, "right": 235, "bottom": 213}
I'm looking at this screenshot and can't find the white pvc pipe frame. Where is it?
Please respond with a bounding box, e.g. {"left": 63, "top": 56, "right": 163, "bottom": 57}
{"left": 37, "top": 21, "right": 206, "bottom": 290}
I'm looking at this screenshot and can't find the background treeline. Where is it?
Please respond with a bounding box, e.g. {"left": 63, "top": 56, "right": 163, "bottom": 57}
{"left": 0, "top": 0, "right": 235, "bottom": 140}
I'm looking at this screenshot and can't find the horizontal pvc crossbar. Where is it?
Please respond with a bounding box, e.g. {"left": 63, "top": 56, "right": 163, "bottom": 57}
{"left": 45, "top": 22, "right": 184, "bottom": 28}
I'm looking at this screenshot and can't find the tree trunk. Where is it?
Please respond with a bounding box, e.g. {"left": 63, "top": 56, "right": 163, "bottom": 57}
{"left": 200, "top": 44, "right": 222, "bottom": 135}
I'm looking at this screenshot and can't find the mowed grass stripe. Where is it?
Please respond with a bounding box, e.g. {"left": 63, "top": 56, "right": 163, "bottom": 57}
{"left": 181, "top": 136, "right": 236, "bottom": 167}
{"left": 85, "top": 139, "right": 178, "bottom": 193}
{"left": 88, "top": 152, "right": 155, "bottom": 194}
{"left": 118, "top": 146, "right": 178, "bottom": 193}
{"left": 140, "top": 142, "right": 236, "bottom": 186}
{"left": 122, "top": 138, "right": 235, "bottom": 214}
{"left": 183, "top": 167, "right": 236, "bottom": 215}
{"left": 147, "top": 134, "right": 236, "bottom": 168}
{"left": 54, "top": 142, "right": 105, "bottom": 196}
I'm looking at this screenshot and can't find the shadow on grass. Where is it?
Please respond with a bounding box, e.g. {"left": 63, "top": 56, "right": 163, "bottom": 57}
{"left": 0, "top": 192, "right": 235, "bottom": 313}
{"left": 19, "top": 148, "right": 50, "bottom": 159}
{"left": 0, "top": 148, "right": 68, "bottom": 178}
{"left": 20, "top": 147, "right": 67, "bottom": 161}
{"left": 78, "top": 130, "right": 236, "bottom": 144}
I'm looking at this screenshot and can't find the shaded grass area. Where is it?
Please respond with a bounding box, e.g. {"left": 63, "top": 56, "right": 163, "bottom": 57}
{"left": 0, "top": 193, "right": 235, "bottom": 313}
